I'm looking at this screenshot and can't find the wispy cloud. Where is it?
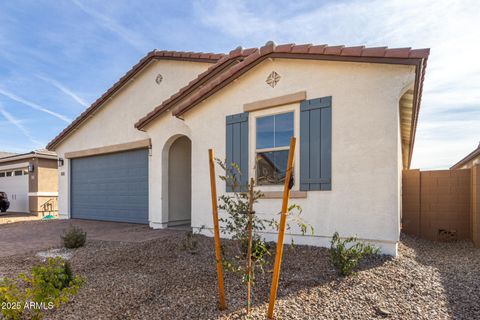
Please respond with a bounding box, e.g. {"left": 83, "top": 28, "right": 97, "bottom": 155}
{"left": 0, "top": 88, "right": 71, "bottom": 123}
{"left": 71, "top": 0, "right": 151, "bottom": 51}
{"left": 0, "top": 104, "right": 43, "bottom": 147}
{"left": 36, "top": 74, "right": 88, "bottom": 107}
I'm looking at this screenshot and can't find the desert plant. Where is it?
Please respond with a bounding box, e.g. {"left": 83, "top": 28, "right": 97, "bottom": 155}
{"left": 215, "top": 158, "right": 313, "bottom": 312}
{"left": 329, "top": 232, "right": 379, "bottom": 276}
{"left": 61, "top": 225, "right": 86, "bottom": 249}
{"left": 181, "top": 226, "right": 206, "bottom": 254}
{"left": 182, "top": 231, "right": 199, "bottom": 253}
{"left": 0, "top": 257, "right": 84, "bottom": 320}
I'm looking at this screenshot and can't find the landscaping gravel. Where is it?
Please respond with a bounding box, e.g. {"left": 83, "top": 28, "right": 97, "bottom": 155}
{"left": 1, "top": 233, "right": 478, "bottom": 319}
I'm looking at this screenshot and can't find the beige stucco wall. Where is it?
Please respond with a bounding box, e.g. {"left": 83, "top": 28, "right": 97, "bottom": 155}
{"left": 36, "top": 158, "right": 58, "bottom": 193}
{"left": 147, "top": 58, "right": 415, "bottom": 255}
{"left": 54, "top": 59, "right": 213, "bottom": 218}
{"left": 29, "top": 195, "right": 58, "bottom": 216}
{"left": 0, "top": 156, "right": 58, "bottom": 214}
{"left": 28, "top": 158, "right": 58, "bottom": 215}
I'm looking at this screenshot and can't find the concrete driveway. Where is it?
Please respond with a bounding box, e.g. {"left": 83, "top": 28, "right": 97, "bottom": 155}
{"left": 0, "top": 212, "right": 41, "bottom": 224}
{"left": 0, "top": 219, "right": 169, "bottom": 257}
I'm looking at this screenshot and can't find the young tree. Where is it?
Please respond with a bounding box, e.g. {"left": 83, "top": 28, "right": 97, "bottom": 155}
{"left": 215, "top": 159, "right": 312, "bottom": 314}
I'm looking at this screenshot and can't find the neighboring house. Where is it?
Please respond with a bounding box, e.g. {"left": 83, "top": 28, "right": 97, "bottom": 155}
{"left": 0, "top": 150, "right": 58, "bottom": 215}
{"left": 46, "top": 43, "right": 429, "bottom": 256}
{"left": 450, "top": 142, "right": 480, "bottom": 169}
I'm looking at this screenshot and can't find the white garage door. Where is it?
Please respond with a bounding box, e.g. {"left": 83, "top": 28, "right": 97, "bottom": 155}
{"left": 0, "top": 169, "right": 29, "bottom": 213}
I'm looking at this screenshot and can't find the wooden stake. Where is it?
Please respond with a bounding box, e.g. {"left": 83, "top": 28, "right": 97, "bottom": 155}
{"left": 246, "top": 178, "right": 254, "bottom": 314}
{"left": 267, "top": 137, "right": 296, "bottom": 319}
{"left": 208, "top": 148, "right": 227, "bottom": 310}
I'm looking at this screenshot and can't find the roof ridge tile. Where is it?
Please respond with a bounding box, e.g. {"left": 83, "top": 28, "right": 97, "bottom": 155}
{"left": 275, "top": 43, "right": 295, "bottom": 53}
{"left": 323, "top": 45, "right": 345, "bottom": 55}
{"left": 308, "top": 44, "right": 327, "bottom": 54}
{"left": 291, "top": 44, "right": 312, "bottom": 53}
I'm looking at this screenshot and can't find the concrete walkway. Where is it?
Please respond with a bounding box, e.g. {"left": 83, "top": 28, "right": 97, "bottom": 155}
{"left": 0, "top": 219, "right": 170, "bottom": 257}
{"left": 0, "top": 212, "right": 41, "bottom": 224}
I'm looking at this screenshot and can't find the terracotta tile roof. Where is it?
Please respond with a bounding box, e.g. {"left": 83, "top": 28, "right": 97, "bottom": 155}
{"left": 135, "top": 47, "right": 256, "bottom": 129}
{"left": 137, "top": 42, "right": 428, "bottom": 168}
{"left": 166, "top": 42, "right": 428, "bottom": 116}
{"left": 136, "top": 43, "right": 426, "bottom": 130}
{"left": 450, "top": 142, "right": 480, "bottom": 169}
{"left": 46, "top": 50, "right": 224, "bottom": 150}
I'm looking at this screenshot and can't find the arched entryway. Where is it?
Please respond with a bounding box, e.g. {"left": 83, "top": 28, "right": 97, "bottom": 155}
{"left": 166, "top": 136, "right": 191, "bottom": 227}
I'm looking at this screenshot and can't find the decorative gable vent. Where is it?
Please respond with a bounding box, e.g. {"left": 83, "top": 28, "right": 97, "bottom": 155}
{"left": 266, "top": 71, "right": 281, "bottom": 88}
{"left": 155, "top": 74, "right": 163, "bottom": 84}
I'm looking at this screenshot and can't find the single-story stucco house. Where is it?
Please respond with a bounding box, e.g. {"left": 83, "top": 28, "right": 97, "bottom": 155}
{"left": 0, "top": 149, "right": 58, "bottom": 215}
{"left": 46, "top": 42, "right": 429, "bottom": 256}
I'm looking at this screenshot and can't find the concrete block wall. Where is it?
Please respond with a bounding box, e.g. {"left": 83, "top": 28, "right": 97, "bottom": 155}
{"left": 402, "top": 168, "right": 472, "bottom": 242}
{"left": 472, "top": 165, "right": 480, "bottom": 247}
{"left": 402, "top": 169, "right": 420, "bottom": 235}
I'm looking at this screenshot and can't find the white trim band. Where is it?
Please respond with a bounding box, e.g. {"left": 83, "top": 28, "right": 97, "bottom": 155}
{"left": 28, "top": 192, "right": 59, "bottom": 197}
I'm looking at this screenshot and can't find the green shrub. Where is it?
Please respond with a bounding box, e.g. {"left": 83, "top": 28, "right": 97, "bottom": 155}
{"left": 329, "top": 232, "right": 379, "bottom": 276}
{"left": 0, "top": 257, "right": 84, "bottom": 320}
{"left": 61, "top": 225, "right": 86, "bottom": 249}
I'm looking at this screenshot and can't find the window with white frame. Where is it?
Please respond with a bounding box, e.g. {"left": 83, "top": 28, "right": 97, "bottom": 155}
{"left": 6, "top": 171, "right": 12, "bottom": 177}
{"left": 255, "top": 112, "right": 294, "bottom": 185}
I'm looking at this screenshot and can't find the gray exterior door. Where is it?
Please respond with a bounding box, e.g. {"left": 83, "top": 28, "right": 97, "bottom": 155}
{"left": 70, "top": 149, "right": 149, "bottom": 224}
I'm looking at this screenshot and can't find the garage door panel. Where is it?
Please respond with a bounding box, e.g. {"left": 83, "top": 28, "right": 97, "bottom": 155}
{"left": 71, "top": 149, "right": 148, "bottom": 224}
{"left": 0, "top": 173, "right": 29, "bottom": 213}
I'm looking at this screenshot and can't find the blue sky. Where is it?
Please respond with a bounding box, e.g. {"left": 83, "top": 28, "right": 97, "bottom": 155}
{"left": 0, "top": 0, "right": 478, "bottom": 169}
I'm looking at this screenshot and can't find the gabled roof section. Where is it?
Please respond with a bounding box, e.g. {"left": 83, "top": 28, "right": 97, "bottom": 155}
{"left": 46, "top": 50, "right": 224, "bottom": 151}
{"left": 0, "top": 151, "right": 18, "bottom": 159}
{"left": 33, "top": 149, "right": 57, "bottom": 157}
{"left": 137, "top": 42, "right": 428, "bottom": 169}
{"left": 135, "top": 46, "right": 258, "bottom": 129}
{"left": 0, "top": 149, "right": 57, "bottom": 164}
{"left": 451, "top": 142, "right": 480, "bottom": 169}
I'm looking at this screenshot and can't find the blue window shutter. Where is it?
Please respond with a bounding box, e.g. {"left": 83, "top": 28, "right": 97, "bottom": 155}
{"left": 226, "top": 112, "right": 249, "bottom": 192}
{"left": 300, "top": 97, "right": 332, "bottom": 191}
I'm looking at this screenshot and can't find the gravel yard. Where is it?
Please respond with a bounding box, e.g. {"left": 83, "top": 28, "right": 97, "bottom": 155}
{"left": 0, "top": 232, "right": 478, "bottom": 319}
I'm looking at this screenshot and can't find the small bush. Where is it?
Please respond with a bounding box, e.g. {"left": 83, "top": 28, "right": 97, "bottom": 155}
{"left": 0, "top": 257, "right": 84, "bottom": 320}
{"left": 329, "top": 232, "right": 379, "bottom": 276}
{"left": 61, "top": 226, "right": 87, "bottom": 249}
{"left": 182, "top": 231, "right": 198, "bottom": 254}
